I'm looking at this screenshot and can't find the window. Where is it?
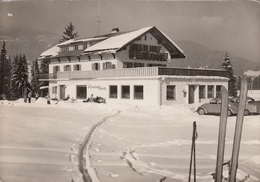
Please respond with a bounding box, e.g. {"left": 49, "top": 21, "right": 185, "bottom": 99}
{"left": 207, "top": 85, "right": 214, "bottom": 98}
{"left": 216, "top": 85, "right": 222, "bottom": 98}
{"left": 130, "top": 44, "right": 142, "bottom": 51}
{"left": 103, "top": 62, "right": 112, "bottom": 70}
{"left": 53, "top": 66, "right": 60, "bottom": 74}
{"left": 92, "top": 63, "right": 100, "bottom": 70}
{"left": 143, "top": 45, "right": 148, "bottom": 52}
{"left": 121, "top": 86, "right": 130, "bottom": 99}
{"left": 134, "top": 63, "right": 144, "bottom": 68}
{"left": 64, "top": 65, "right": 71, "bottom": 71}
{"left": 52, "top": 86, "right": 57, "bottom": 94}
{"left": 166, "top": 85, "right": 176, "bottom": 100}
{"left": 149, "top": 45, "right": 161, "bottom": 53}
{"left": 123, "top": 62, "right": 133, "bottom": 68}
{"left": 199, "top": 85, "right": 206, "bottom": 98}
{"left": 77, "top": 86, "right": 87, "bottom": 99}
{"left": 134, "top": 86, "right": 143, "bottom": 100}
{"left": 61, "top": 47, "right": 69, "bottom": 52}
{"left": 109, "top": 86, "right": 117, "bottom": 98}
{"left": 74, "top": 64, "right": 81, "bottom": 71}
{"left": 75, "top": 45, "right": 79, "bottom": 50}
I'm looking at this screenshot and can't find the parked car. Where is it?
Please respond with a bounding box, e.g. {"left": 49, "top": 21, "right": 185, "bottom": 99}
{"left": 197, "top": 98, "right": 238, "bottom": 116}
{"left": 229, "top": 96, "right": 260, "bottom": 115}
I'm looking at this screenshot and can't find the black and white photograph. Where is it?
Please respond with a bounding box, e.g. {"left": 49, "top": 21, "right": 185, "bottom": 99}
{"left": 0, "top": 0, "right": 260, "bottom": 181}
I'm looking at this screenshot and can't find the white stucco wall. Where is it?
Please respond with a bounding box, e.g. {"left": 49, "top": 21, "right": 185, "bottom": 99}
{"left": 48, "top": 75, "right": 228, "bottom": 106}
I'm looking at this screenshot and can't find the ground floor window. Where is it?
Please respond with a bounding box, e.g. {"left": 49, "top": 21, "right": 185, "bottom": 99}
{"left": 167, "top": 85, "right": 176, "bottom": 100}
{"left": 207, "top": 85, "right": 214, "bottom": 98}
{"left": 199, "top": 85, "right": 206, "bottom": 98}
{"left": 52, "top": 86, "right": 57, "bottom": 94}
{"left": 216, "top": 85, "right": 222, "bottom": 98}
{"left": 121, "top": 86, "right": 130, "bottom": 99}
{"left": 134, "top": 85, "right": 143, "bottom": 99}
{"left": 109, "top": 85, "right": 117, "bottom": 98}
{"left": 77, "top": 86, "right": 87, "bottom": 99}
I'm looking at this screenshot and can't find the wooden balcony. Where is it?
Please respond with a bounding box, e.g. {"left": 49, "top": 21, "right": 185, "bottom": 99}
{"left": 129, "top": 51, "right": 168, "bottom": 61}
{"left": 39, "top": 67, "right": 228, "bottom": 81}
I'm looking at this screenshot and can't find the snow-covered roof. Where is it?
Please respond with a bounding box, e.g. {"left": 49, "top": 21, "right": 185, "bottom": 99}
{"left": 57, "top": 37, "right": 107, "bottom": 46}
{"left": 84, "top": 26, "right": 186, "bottom": 58}
{"left": 39, "top": 45, "right": 59, "bottom": 59}
{"left": 84, "top": 26, "right": 153, "bottom": 53}
{"left": 38, "top": 26, "right": 186, "bottom": 59}
{"left": 244, "top": 70, "right": 260, "bottom": 77}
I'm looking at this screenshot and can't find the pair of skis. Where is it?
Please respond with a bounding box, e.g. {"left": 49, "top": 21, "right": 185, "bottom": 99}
{"left": 215, "top": 76, "right": 248, "bottom": 182}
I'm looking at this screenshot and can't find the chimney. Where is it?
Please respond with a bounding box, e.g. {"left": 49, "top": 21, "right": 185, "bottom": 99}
{"left": 111, "top": 28, "right": 120, "bottom": 33}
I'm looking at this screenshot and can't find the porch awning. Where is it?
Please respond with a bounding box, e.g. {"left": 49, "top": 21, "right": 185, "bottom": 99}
{"left": 40, "top": 86, "right": 49, "bottom": 90}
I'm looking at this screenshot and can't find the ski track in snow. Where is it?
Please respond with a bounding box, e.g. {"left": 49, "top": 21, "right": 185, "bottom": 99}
{"left": 121, "top": 148, "right": 260, "bottom": 182}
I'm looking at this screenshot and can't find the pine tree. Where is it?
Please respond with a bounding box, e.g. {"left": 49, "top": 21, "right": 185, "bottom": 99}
{"left": 0, "top": 41, "right": 8, "bottom": 96}
{"left": 39, "top": 58, "right": 49, "bottom": 89}
{"left": 221, "top": 52, "right": 237, "bottom": 96}
{"left": 40, "top": 58, "right": 49, "bottom": 74}
{"left": 31, "top": 60, "right": 40, "bottom": 95}
{"left": 10, "top": 54, "right": 29, "bottom": 99}
{"left": 60, "top": 22, "right": 79, "bottom": 42}
{"left": 3, "top": 56, "right": 12, "bottom": 100}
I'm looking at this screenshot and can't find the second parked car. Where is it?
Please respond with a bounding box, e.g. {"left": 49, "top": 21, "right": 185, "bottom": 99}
{"left": 197, "top": 98, "right": 238, "bottom": 116}
{"left": 229, "top": 96, "right": 260, "bottom": 115}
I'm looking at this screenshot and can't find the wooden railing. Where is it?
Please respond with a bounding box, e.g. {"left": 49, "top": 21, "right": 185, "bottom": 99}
{"left": 58, "top": 67, "right": 159, "bottom": 79}
{"left": 158, "top": 67, "right": 228, "bottom": 77}
{"left": 39, "top": 67, "right": 228, "bottom": 80}
{"left": 129, "top": 51, "right": 168, "bottom": 61}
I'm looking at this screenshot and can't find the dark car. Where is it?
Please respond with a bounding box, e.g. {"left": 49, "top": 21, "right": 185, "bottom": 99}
{"left": 197, "top": 98, "right": 238, "bottom": 116}
{"left": 229, "top": 96, "right": 260, "bottom": 115}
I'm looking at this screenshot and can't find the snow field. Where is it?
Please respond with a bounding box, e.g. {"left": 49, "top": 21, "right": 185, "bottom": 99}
{"left": 0, "top": 94, "right": 260, "bottom": 182}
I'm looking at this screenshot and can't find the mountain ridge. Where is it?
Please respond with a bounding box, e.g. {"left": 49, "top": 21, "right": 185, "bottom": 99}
{"left": 172, "top": 40, "right": 260, "bottom": 77}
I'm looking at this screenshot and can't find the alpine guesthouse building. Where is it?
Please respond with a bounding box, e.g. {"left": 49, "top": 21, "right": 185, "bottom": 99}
{"left": 38, "top": 26, "right": 228, "bottom": 106}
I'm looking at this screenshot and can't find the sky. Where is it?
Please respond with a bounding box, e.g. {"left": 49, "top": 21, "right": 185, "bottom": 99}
{"left": 0, "top": 0, "right": 260, "bottom": 63}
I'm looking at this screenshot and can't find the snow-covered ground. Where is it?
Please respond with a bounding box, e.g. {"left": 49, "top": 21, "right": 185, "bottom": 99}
{"left": 0, "top": 93, "right": 260, "bottom": 182}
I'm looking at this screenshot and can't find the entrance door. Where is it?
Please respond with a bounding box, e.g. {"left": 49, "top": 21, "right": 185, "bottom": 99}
{"left": 189, "top": 85, "right": 195, "bottom": 104}
{"left": 60, "top": 85, "right": 65, "bottom": 100}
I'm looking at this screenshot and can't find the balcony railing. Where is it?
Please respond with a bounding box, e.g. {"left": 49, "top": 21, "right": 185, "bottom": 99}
{"left": 158, "top": 68, "right": 228, "bottom": 77}
{"left": 129, "top": 51, "right": 168, "bottom": 61}
{"left": 39, "top": 67, "right": 228, "bottom": 80}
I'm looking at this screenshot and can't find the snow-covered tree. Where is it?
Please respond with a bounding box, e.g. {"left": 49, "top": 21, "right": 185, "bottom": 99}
{"left": 60, "top": 22, "right": 79, "bottom": 42}
{"left": 10, "top": 54, "right": 29, "bottom": 99}
{"left": 39, "top": 58, "right": 49, "bottom": 89}
{"left": 221, "top": 52, "right": 237, "bottom": 96}
{"left": 31, "top": 60, "right": 40, "bottom": 95}
{"left": 0, "top": 41, "right": 8, "bottom": 96}
{"left": 40, "top": 58, "right": 49, "bottom": 74}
